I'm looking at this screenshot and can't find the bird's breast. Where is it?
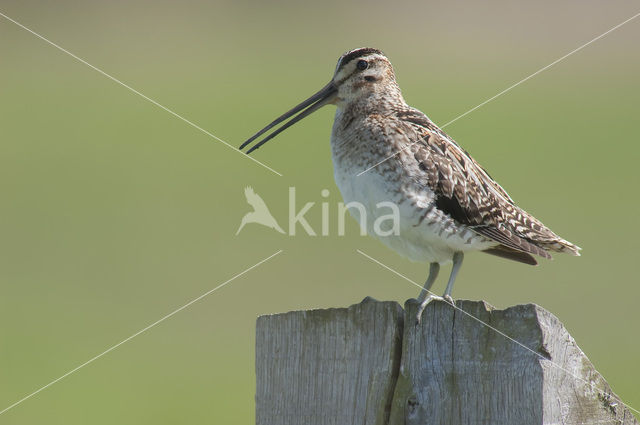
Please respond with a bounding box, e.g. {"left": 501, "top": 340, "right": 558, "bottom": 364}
{"left": 329, "top": 108, "right": 496, "bottom": 263}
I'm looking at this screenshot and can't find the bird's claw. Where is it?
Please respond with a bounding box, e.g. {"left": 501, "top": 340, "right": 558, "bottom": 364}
{"left": 443, "top": 294, "right": 455, "bottom": 306}
{"left": 415, "top": 294, "right": 444, "bottom": 325}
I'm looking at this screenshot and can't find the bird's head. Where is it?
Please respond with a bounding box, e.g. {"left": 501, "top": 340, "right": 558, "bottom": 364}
{"left": 239, "top": 47, "right": 400, "bottom": 154}
{"left": 332, "top": 47, "right": 399, "bottom": 106}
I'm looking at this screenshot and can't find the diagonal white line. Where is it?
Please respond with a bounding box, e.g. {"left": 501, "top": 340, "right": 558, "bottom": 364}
{"left": 439, "top": 11, "right": 640, "bottom": 129}
{"left": 356, "top": 11, "right": 640, "bottom": 177}
{"left": 355, "top": 249, "right": 640, "bottom": 416}
{"left": 0, "top": 11, "right": 283, "bottom": 177}
{"left": 0, "top": 250, "right": 283, "bottom": 416}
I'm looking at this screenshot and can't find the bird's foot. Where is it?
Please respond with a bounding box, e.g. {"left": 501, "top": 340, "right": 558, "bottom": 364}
{"left": 443, "top": 294, "right": 455, "bottom": 306}
{"left": 415, "top": 294, "right": 444, "bottom": 325}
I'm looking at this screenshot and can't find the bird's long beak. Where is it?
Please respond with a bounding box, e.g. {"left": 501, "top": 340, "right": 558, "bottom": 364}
{"left": 239, "top": 81, "right": 337, "bottom": 154}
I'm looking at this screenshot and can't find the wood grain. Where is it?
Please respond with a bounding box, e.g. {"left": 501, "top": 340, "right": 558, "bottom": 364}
{"left": 256, "top": 298, "right": 638, "bottom": 425}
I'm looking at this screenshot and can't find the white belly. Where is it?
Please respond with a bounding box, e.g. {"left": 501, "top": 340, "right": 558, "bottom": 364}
{"left": 332, "top": 159, "right": 496, "bottom": 264}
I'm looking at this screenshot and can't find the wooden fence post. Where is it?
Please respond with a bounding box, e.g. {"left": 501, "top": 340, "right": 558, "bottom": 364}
{"left": 256, "top": 298, "right": 638, "bottom": 425}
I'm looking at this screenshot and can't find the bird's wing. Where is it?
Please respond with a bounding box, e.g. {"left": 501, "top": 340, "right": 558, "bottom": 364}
{"left": 396, "top": 108, "right": 575, "bottom": 259}
{"left": 244, "top": 186, "right": 270, "bottom": 211}
{"left": 397, "top": 109, "right": 515, "bottom": 205}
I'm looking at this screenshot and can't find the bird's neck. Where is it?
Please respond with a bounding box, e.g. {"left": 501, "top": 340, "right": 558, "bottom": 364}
{"left": 331, "top": 89, "right": 409, "bottom": 159}
{"left": 337, "top": 90, "right": 407, "bottom": 119}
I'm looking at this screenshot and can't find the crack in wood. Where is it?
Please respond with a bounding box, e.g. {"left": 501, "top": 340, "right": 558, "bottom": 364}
{"left": 255, "top": 298, "right": 637, "bottom": 425}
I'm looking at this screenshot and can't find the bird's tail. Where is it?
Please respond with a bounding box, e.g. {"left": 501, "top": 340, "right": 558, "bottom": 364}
{"left": 546, "top": 237, "right": 581, "bottom": 256}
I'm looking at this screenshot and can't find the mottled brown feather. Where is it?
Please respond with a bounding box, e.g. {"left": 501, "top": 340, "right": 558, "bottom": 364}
{"left": 483, "top": 247, "right": 538, "bottom": 265}
{"left": 396, "top": 107, "right": 579, "bottom": 260}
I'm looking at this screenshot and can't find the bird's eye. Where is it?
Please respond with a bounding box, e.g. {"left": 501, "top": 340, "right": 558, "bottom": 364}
{"left": 356, "top": 60, "right": 368, "bottom": 71}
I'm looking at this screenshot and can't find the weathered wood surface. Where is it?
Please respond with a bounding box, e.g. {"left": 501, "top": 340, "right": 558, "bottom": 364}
{"left": 255, "top": 298, "right": 404, "bottom": 425}
{"left": 390, "top": 300, "right": 638, "bottom": 425}
{"left": 256, "top": 298, "right": 638, "bottom": 425}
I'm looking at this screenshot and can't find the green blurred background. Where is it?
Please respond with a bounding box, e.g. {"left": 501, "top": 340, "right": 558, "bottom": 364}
{"left": 1, "top": 0, "right": 638, "bottom": 422}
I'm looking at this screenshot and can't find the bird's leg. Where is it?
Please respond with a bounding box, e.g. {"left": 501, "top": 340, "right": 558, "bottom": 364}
{"left": 417, "top": 262, "right": 440, "bottom": 303}
{"left": 443, "top": 251, "right": 464, "bottom": 305}
{"left": 415, "top": 262, "right": 440, "bottom": 323}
